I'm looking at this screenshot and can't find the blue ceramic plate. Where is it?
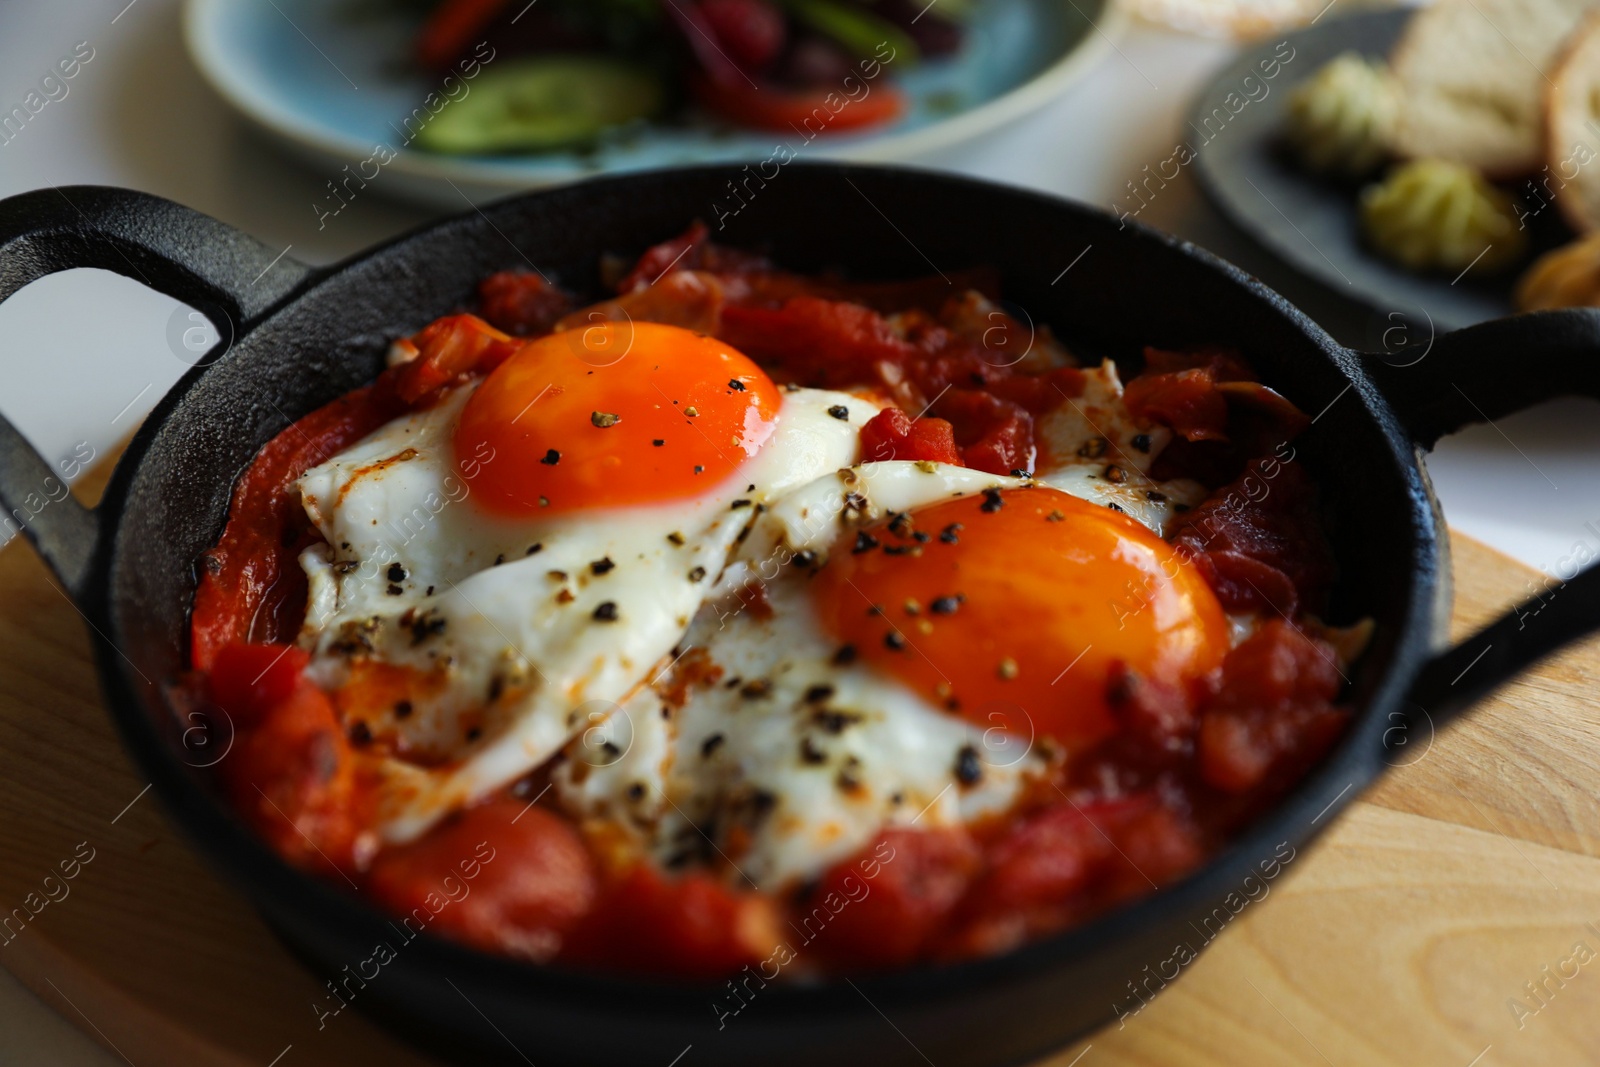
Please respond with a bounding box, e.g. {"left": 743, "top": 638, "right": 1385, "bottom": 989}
{"left": 185, "top": 0, "right": 1120, "bottom": 208}
{"left": 1189, "top": 9, "right": 1574, "bottom": 333}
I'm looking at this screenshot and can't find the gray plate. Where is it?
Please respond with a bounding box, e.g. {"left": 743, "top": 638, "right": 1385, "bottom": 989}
{"left": 1189, "top": 8, "right": 1572, "bottom": 334}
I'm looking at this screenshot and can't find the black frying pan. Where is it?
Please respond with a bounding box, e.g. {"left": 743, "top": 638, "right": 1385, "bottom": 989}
{"left": 2, "top": 165, "right": 1596, "bottom": 1067}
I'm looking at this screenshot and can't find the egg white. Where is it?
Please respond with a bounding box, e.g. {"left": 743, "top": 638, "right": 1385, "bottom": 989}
{"left": 293, "top": 382, "right": 882, "bottom": 843}
{"left": 556, "top": 462, "right": 1053, "bottom": 890}
{"left": 1033, "top": 360, "right": 1208, "bottom": 535}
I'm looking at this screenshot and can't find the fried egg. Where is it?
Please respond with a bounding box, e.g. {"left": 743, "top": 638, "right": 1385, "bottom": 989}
{"left": 292, "top": 323, "right": 882, "bottom": 842}
{"left": 558, "top": 460, "right": 1229, "bottom": 890}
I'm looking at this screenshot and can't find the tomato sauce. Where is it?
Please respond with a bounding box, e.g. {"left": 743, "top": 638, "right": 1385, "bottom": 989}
{"left": 190, "top": 225, "right": 1353, "bottom": 980}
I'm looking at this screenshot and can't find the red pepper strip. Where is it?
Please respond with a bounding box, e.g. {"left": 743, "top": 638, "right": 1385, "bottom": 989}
{"left": 664, "top": 0, "right": 751, "bottom": 89}
{"left": 414, "top": 0, "right": 511, "bottom": 70}
{"left": 691, "top": 72, "right": 905, "bottom": 132}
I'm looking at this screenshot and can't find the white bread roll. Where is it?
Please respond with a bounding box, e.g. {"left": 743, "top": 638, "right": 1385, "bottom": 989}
{"left": 1392, "top": 0, "right": 1597, "bottom": 178}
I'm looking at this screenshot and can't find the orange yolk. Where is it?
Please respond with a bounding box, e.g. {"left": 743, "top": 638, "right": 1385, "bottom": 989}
{"left": 810, "top": 488, "right": 1228, "bottom": 752}
{"left": 454, "top": 322, "right": 780, "bottom": 516}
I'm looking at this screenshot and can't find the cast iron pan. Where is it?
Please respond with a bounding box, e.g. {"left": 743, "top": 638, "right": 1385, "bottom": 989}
{"left": 1, "top": 165, "right": 1598, "bottom": 1067}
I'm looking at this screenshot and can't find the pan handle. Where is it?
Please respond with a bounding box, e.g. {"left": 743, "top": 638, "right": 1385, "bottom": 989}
{"left": 0, "top": 185, "right": 312, "bottom": 599}
{"left": 1360, "top": 308, "right": 1600, "bottom": 724}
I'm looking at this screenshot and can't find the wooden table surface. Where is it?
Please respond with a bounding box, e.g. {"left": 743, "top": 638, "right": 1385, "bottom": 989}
{"left": 1, "top": 464, "right": 1597, "bottom": 1067}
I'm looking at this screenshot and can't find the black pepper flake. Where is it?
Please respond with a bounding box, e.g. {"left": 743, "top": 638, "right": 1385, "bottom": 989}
{"left": 831, "top": 644, "right": 857, "bottom": 666}
{"left": 627, "top": 782, "right": 646, "bottom": 801}
{"left": 724, "top": 676, "right": 744, "bottom": 690}
{"left": 884, "top": 630, "right": 907, "bottom": 651}
{"left": 593, "top": 601, "right": 620, "bottom": 622}
{"left": 1132, "top": 433, "right": 1152, "bottom": 453}
{"left": 739, "top": 678, "right": 772, "bottom": 699}
{"left": 728, "top": 378, "right": 746, "bottom": 391}
{"left": 386, "top": 583, "right": 404, "bottom": 596}
{"left": 688, "top": 566, "right": 707, "bottom": 583}
{"left": 526, "top": 543, "right": 543, "bottom": 556}
{"left": 813, "top": 708, "right": 862, "bottom": 734}
{"left": 541, "top": 449, "right": 561, "bottom": 465}
{"left": 748, "top": 789, "right": 778, "bottom": 821}
{"left": 394, "top": 700, "right": 413, "bottom": 720}
{"left": 827, "top": 404, "right": 850, "bottom": 420}
{"left": 939, "top": 522, "right": 963, "bottom": 544}
{"left": 883, "top": 544, "right": 920, "bottom": 556}
{"left": 1146, "top": 490, "right": 1167, "bottom": 503}
{"left": 387, "top": 562, "right": 407, "bottom": 583}
{"left": 426, "top": 585, "right": 436, "bottom": 596}
{"left": 1078, "top": 437, "right": 1109, "bottom": 459}
{"left": 465, "top": 726, "right": 483, "bottom": 743}
{"left": 980, "top": 489, "right": 1004, "bottom": 513}
{"left": 955, "top": 745, "right": 982, "bottom": 785}
{"left": 912, "top": 530, "right": 931, "bottom": 543}
{"left": 1106, "top": 668, "right": 1138, "bottom": 708}
{"left": 804, "top": 684, "right": 835, "bottom": 703}
{"left": 591, "top": 411, "right": 621, "bottom": 428}
{"left": 1106, "top": 502, "right": 1125, "bottom": 513}
{"left": 837, "top": 761, "right": 863, "bottom": 794}
{"left": 1010, "top": 469, "right": 1033, "bottom": 478}
{"left": 731, "top": 499, "right": 753, "bottom": 509}
{"left": 494, "top": 554, "right": 505, "bottom": 566}
{"left": 407, "top": 610, "right": 447, "bottom": 646}
{"left": 853, "top": 531, "right": 880, "bottom": 554}
{"left": 1104, "top": 465, "right": 1128, "bottom": 484}
{"left": 701, "top": 733, "right": 726, "bottom": 757}
{"left": 667, "top": 531, "right": 686, "bottom": 546}
{"left": 930, "top": 595, "right": 964, "bottom": 615}
{"left": 694, "top": 465, "right": 705, "bottom": 474}
{"left": 349, "top": 720, "right": 372, "bottom": 747}
{"left": 886, "top": 511, "right": 913, "bottom": 538}
{"left": 652, "top": 439, "right": 665, "bottom": 447}
{"left": 800, "top": 738, "right": 828, "bottom": 765}
{"left": 591, "top": 557, "right": 616, "bottom": 576}
{"left": 792, "top": 549, "right": 818, "bottom": 569}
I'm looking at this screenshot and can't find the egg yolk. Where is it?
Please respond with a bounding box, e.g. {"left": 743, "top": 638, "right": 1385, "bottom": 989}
{"left": 810, "top": 488, "right": 1228, "bottom": 752}
{"left": 454, "top": 322, "right": 780, "bottom": 516}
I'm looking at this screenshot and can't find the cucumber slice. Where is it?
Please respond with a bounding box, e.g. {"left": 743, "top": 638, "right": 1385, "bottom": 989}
{"left": 415, "top": 56, "right": 662, "bottom": 155}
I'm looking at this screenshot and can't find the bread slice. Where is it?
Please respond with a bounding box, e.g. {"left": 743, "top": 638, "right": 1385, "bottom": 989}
{"left": 1546, "top": 10, "right": 1600, "bottom": 230}
{"left": 1391, "top": 0, "right": 1597, "bottom": 178}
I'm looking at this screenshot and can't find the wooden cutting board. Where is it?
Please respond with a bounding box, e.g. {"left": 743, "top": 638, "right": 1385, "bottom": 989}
{"left": 2, "top": 456, "right": 1598, "bottom": 1067}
